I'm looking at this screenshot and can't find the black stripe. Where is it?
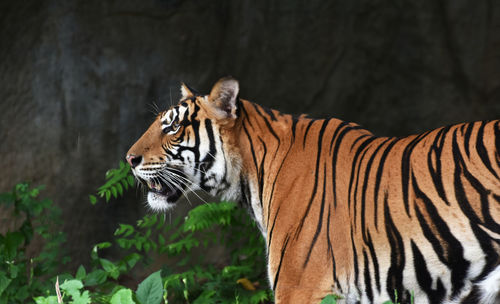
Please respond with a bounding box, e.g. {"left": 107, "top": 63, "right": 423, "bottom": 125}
{"left": 272, "top": 233, "right": 291, "bottom": 291}
{"left": 384, "top": 196, "right": 405, "bottom": 302}
{"left": 468, "top": 223, "right": 500, "bottom": 282}
{"left": 257, "top": 138, "right": 267, "bottom": 210}
{"left": 291, "top": 117, "right": 299, "bottom": 141}
{"left": 190, "top": 104, "right": 201, "bottom": 171}
{"left": 349, "top": 139, "right": 374, "bottom": 224}
{"left": 363, "top": 249, "right": 374, "bottom": 302}
{"left": 411, "top": 240, "right": 445, "bottom": 303}
{"left": 427, "top": 126, "right": 452, "bottom": 206}
{"left": 326, "top": 205, "right": 342, "bottom": 290}
{"left": 365, "top": 231, "right": 381, "bottom": 293}
{"left": 463, "top": 122, "right": 475, "bottom": 157}
{"left": 359, "top": 138, "right": 393, "bottom": 242}
{"left": 302, "top": 119, "right": 316, "bottom": 148}
{"left": 242, "top": 122, "right": 260, "bottom": 176}
{"left": 476, "top": 121, "right": 499, "bottom": 179}
{"left": 401, "top": 131, "right": 431, "bottom": 215}
{"left": 303, "top": 165, "right": 327, "bottom": 267}
{"left": 262, "top": 105, "right": 278, "bottom": 121}
{"left": 452, "top": 130, "right": 500, "bottom": 233}
{"left": 267, "top": 205, "right": 281, "bottom": 249}
{"left": 239, "top": 177, "right": 252, "bottom": 209}
{"left": 350, "top": 134, "right": 372, "bottom": 151}
{"left": 252, "top": 103, "right": 281, "bottom": 143}
{"left": 295, "top": 119, "right": 330, "bottom": 238}
{"left": 372, "top": 138, "right": 398, "bottom": 231}
{"left": 351, "top": 228, "right": 361, "bottom": 295}
{"left": 202, "top": 119, "right": 216, "bottom": 170}
{"left": 329, "top": 121, "right": 350, "bottom": 154}
{"left": 266, "top": 142, "right": 294, "bottom": 231}
{"left": 413, "top": 171, "right": 469, "bottom": 297}
{"left": 347, "top": 137, "right": 377, "bottom": 210}
{"left": 495, "top": 121, "right": 500, "bottom": 159}
{"left": 239, "top": 101, "right": 254, "bottom": 128}
{"left": 329, "top": 122, "right": 350, "bottom": 208}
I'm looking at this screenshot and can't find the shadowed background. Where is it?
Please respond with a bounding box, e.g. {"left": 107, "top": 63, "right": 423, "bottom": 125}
{"left": 1, "top": 0, "right": 499, "bottom": 269}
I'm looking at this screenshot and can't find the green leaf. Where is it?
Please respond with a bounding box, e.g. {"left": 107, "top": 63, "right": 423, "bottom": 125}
{"left": 89, "top": 195, "right": 97, "bottom": 205}
{"left": 250, "top": 289, "right": 271, "bottom": 303}
{"left": 115, "top": 224, "right": 134, "bottom": 237}
{"left": 100, "top": 258, "right": 120, "bottom": 280}
{"left": 111, "top": 186, "right": 118, "bottom": 199}
{"left": 121, "top": 178, "right": 130, "bottom": 190}
{"left": 221, "top": 265, "right": 252, "bottom": 280}
{"left": 320, "top": 294, "right": 342, "bottom": 304}
{"left": 136, "top": 270, "right": 163, "bottom": 304}
{"left": 111, "top": 288, "right": 135, "bottom": 304}
{"left": 60, "top": 279, "right": 83, "bottom": 293}
{"left": 59, "top": 279, "right": 90, "bottom": 304}
{"left": 105, "top": 190, "right": 111, "bottom": 202}
{"left": 127, "top": 175, "right": 135, "bottom": 186}
{"left": 8, "top": 264, "right": 19, "bottom": 279}
{"left": 158, "top": 234, "right": 165, "bottom": 246}
{"left": 84, "top": 269, "right": 107, "bottom": 286}
{"left": 72, "top": 290, "right": 91, "bottom": 304}
{"left": 116, "top": 183, "right": 124, "bottom": 196}
{"left": 5, "top": 231, "right": 24, "bottom": 260}
{"left": 75, "top": 265, "right": 86, "bottom": 280}
{"left": 90, "top": 242, "right": 111, "bottom": 260}
{"left": 122, "top": 253, "right": 141, "bottom": 269}
{"left": 33, "top": 296, "right": 59, "bottom": 304}
{"left": 0, "top": 273, "right": 12, "bottom": 296}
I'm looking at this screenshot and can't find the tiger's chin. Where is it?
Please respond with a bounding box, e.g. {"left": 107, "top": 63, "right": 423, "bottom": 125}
{"left": 145, "top": 180, "right": 183, "bottom": 212}
{"left": 146, "top": 192, "right": 178, "bottom": 211}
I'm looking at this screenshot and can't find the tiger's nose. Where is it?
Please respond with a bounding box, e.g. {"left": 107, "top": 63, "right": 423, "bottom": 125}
{"left": 126, "top": 154, "right": 142, "bottom": 168}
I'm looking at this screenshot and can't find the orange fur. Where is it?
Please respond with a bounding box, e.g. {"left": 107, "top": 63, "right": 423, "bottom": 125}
{"left": 127, "top": 78, "right": 500, "bottom": 303}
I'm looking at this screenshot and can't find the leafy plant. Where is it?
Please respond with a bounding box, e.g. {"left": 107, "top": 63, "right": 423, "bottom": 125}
{"left": 320, "top": 294, "right": 342, "bottom": 304}
{"left": 0, "top": 183, "right": 68, "bottom": 304}
{"left": 90, "top": 160, "right": 134, "bottom": 204}
{"left": 109, "top": 202, "right": 271, "bottom": 303}
{"left": 32, "top": 161, "right": 271, "bottom": 303}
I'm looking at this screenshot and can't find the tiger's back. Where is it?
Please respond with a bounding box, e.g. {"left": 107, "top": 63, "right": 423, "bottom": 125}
{"left": 127, "top": 78, "right": 500, "bottom": 303}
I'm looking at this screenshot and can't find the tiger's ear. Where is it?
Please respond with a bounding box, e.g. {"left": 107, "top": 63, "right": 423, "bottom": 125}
{"left": 207, "top": 77, "right": 239, "bottom": 120}
{"left": 180, "top": 83, "right": 194, "bottom": 100}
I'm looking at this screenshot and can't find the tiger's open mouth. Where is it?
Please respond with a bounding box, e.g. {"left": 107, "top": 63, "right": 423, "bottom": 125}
{"left": 145, "top": 179, "right": 183, "bottom": 202}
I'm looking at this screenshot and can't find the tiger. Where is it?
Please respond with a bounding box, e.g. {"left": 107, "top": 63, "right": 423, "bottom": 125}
{"left": 126, "top": 77, "right": 500, "bottom": 304}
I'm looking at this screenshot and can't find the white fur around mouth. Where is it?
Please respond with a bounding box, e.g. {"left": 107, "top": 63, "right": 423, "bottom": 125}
{"left": 143, "top": 178, "right": 183, "bottom": 211}
{"left": 147, "top": 191, "right": 176, "bottom": 212}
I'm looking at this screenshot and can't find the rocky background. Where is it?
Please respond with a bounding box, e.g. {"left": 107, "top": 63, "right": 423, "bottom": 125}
{"left": 1, "top": 0, "right": 499, "bottom": 268}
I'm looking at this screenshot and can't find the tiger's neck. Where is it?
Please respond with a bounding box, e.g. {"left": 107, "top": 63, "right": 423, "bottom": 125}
{"left": 233, "top": 100, "right": 347, "bottom": 235}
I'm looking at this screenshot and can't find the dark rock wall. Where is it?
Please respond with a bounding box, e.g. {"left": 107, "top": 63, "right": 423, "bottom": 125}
{"left": 1, "top": 0, "right": 499, "bottom": 266}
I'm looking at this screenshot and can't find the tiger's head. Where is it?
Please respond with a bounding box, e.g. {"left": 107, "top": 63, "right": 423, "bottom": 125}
{"left": 126, "top": 77, "right": 242, "bottom": 211}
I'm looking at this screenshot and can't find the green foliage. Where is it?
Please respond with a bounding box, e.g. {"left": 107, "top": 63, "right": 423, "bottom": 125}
{"left": 136, "top": 271, "right": 162, "bottom": 304}
{"left": 94, "top": 160, "right": 134, "bottom": 203}
{"left": 28, "top": 161, "right": 271, "bottom": 303}
{"left": 111, "top": 202, "right": 272, "bottom": 303}
{"left": 320, "top": 294, "right": 342, "bottom": 304}
{"left": 59, "top": 279, "right": 91, "bottom": 304}
{"left": 0, "top": 183, "right": 68, "bottom": 304}
{"left": 168, "top": 203, "right": 271, "bottom": 303}
{"left": 110, "top": 288, "right": 135, "bottom": 304}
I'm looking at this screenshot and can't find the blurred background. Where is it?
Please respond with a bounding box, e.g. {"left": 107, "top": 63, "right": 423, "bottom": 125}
{"left": 1, "top": 0, "right": 499, "bottom": 270}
